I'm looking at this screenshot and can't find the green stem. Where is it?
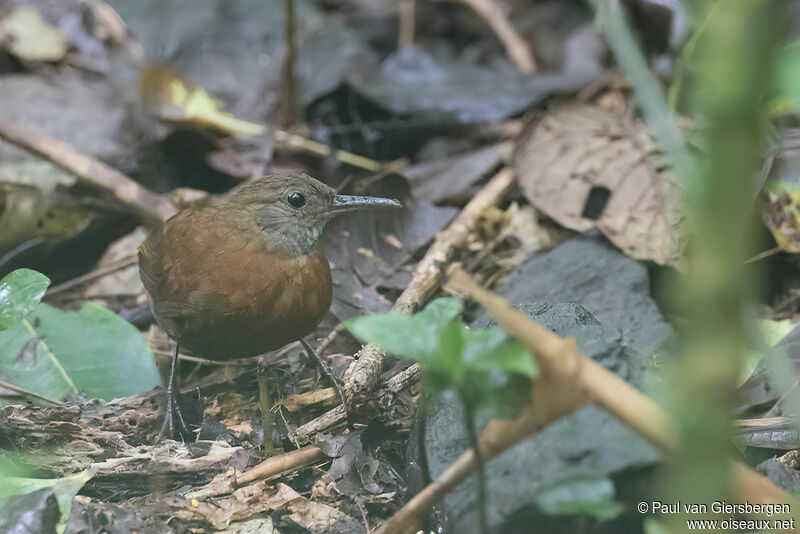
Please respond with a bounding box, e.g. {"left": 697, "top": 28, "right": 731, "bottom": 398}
{"left": 590, "top": 0, "right": 692, "bottom": 186}
{"left": 461, "top": 395, "right": 487, "bottom": 534}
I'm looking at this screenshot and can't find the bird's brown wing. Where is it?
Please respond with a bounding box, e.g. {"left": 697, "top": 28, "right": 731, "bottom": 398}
{"left": 138, "top": 225, "right": 165, "bottom": 300}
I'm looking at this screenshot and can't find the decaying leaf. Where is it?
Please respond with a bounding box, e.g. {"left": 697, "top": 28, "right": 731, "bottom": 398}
{"left": 764, "top": 190, "right": 800, "bottom": 252}
{"left": 513, "top": 103, "right": 683, "bottom": 266}
{"left": 176, "top": 481, "right": 360, "bottom": 532}
{"left": 0, "top": 183, "right": 95, "bottom": 260}
{"left": 0, "top": 6, "right": 67, "bottom": 63}
{"left": 141, "top": 65, "right": 265, "bottom": 137}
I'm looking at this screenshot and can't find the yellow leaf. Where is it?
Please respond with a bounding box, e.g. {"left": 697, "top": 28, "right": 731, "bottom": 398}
{"left": 166, "top": 79, "right": 265, "bottom": 137}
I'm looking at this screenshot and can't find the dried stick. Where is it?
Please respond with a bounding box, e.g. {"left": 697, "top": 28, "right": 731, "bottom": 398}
{"left": 283, "top": 0, "right": 297, "bottom": 127}
{"left": 454, "top": 0, "right": 536, "bottom": 73}
{"left": 293, "top": 168, "right": 516, "bottom": 442}
{"left": 398, "top": 0, "right": 416, "bottom": 49}
{"left": 186, "top": 445, "right": 326, "bottom": 499}
{"left": 236, "top": 445, "right": 324, "bottom": 487}
{"left": 280, "top": 387, "right": 338, "bottom": 412}
{"left": 44, "top": 255, "right": 138, "bottom": 298}
{"left": 0, "top": 122, "right": 177, "bottom": 224}
{"left": 371, "top": 269, "right": 793, "bottom": 534}
{"left": 0, "top": 379, "right": 63, "bottom": 406}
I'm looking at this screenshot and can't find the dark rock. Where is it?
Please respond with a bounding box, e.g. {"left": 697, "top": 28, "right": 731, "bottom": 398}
{"left": 491, "top": 233, "right": 673, "bottom": 355}
{"left": 758, "top": 457, "right": 800, "bottom": 494}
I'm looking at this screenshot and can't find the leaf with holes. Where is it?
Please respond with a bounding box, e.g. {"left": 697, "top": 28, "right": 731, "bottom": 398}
{"left": 513, "top": 102, "right": 683, "bottom": 266}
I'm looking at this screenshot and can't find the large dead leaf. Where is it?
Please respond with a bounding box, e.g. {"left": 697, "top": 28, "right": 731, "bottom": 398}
{"left": 513, "top": 103, "right": 682, "bottom": 266}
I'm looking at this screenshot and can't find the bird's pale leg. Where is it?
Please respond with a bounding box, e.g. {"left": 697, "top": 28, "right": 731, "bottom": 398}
{"left": 156, "top": 343, "right": 190, "bottom": 441}
{"left": 300, "top": 338, "right": 345, "bottom": 402}
{"left": 257, "top": 355, "right": 274, "bottom": 457}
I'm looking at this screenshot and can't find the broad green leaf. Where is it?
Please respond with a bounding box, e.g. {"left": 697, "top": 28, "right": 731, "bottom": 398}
{"left": 466, "top": 370, "right": 531, "bottom": 419}
{"left": 0, "top": 469, "right": 93, "bottom": 534}
{"left": 0, "top": 302, "right": 160, "bottom": 402}
{"left": 436, "top": 321, "right": 466, "bottom": 381}
{"left": 535, "top": 473, "right": 624, "bottom": 521}
{"left": 345, "top": 298, "right": 462, "bottom": 361}
{"left": 0, "top": 269, "right": 50, "bottom": 331}
{"left": 460, "top": 327, "right": 537, "bottom": 377}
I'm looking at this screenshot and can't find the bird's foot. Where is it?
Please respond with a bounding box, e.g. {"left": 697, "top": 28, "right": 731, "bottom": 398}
{"left": 156, "top": 390, "right": 192, "bottom": 442}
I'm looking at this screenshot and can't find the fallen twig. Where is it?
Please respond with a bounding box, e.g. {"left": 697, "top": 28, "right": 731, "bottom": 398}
{"left": 0, "top": 379, "right": 63, "bottom": 406}
{"left": 291, "top": 167, "right": 516, "bottom": 442}
{"left": 398, "top": 0, "right": 416, "bottom": 49}
{"left": 452, "top": 0, "right": 537, "bottom": 73}
{"left": 273, "top": 130, "right": 408, "bottom": 173}
{"left": 371, "top": 268, "right": 794, "bottom": 534}
{"left": 0, "top": 122, "right": 177, "bottom": 224}
{"left": 185, "top": 445, "right": 327, "bottom": 500}
{"left": 280, "top": 387, "right": 338, "bottom": 412}
{"left": 44, "top": 255, "right": 138, "bottom": 298}
{"left": 237, "top": 445, "right": 325, "bottom": 487}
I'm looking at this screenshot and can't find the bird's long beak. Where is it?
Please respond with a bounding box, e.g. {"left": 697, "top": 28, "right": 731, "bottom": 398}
{"left": 331, "top": 194, "right": 402, "bottom": 214}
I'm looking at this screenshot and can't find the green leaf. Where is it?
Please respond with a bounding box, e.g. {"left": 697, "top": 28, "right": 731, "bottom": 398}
{"left": 466, "top": 370, "right": 531, "bottom": 419}
{"left": 0, "top": 302, "right": 160, "bottom": 402}
{"left": 436, "top": 321, "right": 466, "bottom": 381}
{"left": 535, "top": 473, "right": 624, "bottom": 521}
{"left": 461, "top": 327, "right": 537, "bottom": 377}
{"left": 0, "top": 469, "right": 93, "bottom": 534}
{"left": 345, "top": 297, "right": 462, "bottom": 361}
{"left": 0, "top": 269, "right": 51, "bottom": 331}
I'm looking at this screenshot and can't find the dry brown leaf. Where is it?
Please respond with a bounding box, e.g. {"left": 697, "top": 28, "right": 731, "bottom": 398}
{"left": 178, "top": 481, "right": 359, "bottom": 532}
{"left": 176, "top": 481, "right": 298, "bottom": 529}
{"left": 764, "top": 190, "right": 800, "bottom": 253}
{"left": 0, "top": 6, "right": 66, "bottom": 62}
{"left": 513, "top": 102, "right": 682, "bottom": 266}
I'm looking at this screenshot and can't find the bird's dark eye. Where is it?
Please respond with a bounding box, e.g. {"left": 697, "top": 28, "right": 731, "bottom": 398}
{"left": 287, "top": 191, "right": 306, "bottom": 209}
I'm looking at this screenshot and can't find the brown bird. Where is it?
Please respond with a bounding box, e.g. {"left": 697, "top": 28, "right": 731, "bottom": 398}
{"left": 139, "top": 173, "right": 401, "bottom": 439}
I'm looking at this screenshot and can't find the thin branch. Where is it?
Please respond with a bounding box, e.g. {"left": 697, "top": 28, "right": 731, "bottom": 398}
{"left": 0, "top": 122, "right": 177, "bottom": 224}
{"left": 283, "top": 0, "right": 297, "bottom": 127}
{"left": 0, "top": 379, "right": 63, "bottom": 406}
{"left": 398, "top": 0, "right": 416, "bottom": 49}
{"left": 454, "top": 0, "right": 537, "bottom": 73}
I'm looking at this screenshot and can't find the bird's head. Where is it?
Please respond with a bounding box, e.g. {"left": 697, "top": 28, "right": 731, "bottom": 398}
{"left": 227, "top": 173, "right": 401, "bottom": 256}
